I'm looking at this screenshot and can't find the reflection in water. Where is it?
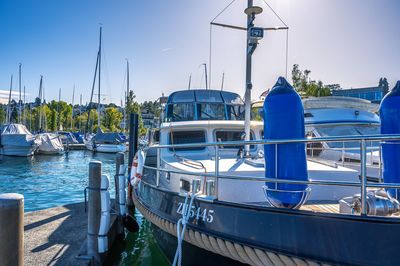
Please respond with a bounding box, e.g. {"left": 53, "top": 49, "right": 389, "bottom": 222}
{"left": 117, "top": 209, "right": 169, "bottom": 266}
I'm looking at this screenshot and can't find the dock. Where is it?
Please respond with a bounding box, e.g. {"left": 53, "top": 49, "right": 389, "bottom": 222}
{"left": 24, "top": 202, "right": 119, "bottom": 266}
{"left": 24, "top": 202, "right": 88, "bottom": 265}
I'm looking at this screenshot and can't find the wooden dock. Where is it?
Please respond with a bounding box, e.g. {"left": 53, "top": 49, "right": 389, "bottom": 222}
{"left": 24, "top": 202, "right": 118, "bottom": 266}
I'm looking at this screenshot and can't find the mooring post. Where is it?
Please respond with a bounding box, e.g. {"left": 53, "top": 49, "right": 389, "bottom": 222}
{"left": 115, "top": 152, "right": 125, "bottom": 235}
{"left": 88, "top": 161, "right": 102, "bottom": 264}
{"left": 128, "top": 113, "right": 139, "bottom": 176}
{"left": 0, "top": 193, "right": 24, "bottom": 266}
{"left": 127, "top": 113, "right": 139, "bottom": 207}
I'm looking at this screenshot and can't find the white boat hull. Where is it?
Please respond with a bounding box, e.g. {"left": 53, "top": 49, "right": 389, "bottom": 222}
{"left": 86, "top": 142, "right": 126, "bottom": 153}
{"left": 0, "top": 145, "right": 36, "bottom": 156}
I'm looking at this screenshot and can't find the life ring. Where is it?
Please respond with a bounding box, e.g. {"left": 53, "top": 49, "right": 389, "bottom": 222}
{"left": 130, "top": 150, "right": 144, "bottom": 186}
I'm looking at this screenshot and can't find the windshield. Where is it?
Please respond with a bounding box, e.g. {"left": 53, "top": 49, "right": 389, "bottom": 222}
{"left": 315, "top": 124, "right": 380, "bottom": 149}
{"left": 198, "top": 103, "right": 225, "bottom": 120}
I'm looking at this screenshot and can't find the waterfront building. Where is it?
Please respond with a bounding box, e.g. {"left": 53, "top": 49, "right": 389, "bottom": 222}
{"left": 332, "top": 86, "right": 386, "bottom": 103}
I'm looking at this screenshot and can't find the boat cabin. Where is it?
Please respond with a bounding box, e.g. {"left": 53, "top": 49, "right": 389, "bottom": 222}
{"left": 164, "top": 89, "right": 244, "bottom": 122}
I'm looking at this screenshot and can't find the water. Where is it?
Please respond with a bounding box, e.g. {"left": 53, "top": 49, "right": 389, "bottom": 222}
{"left": 0, "top": 150, "right": 117, "bottom": 212}
{"left": 0, "top": 150, "right": 169, "bottom": 265}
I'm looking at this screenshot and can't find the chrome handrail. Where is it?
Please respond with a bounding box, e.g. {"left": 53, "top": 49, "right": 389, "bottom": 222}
{"left": 149, "top": 134, "right": 400, "bottom": 216}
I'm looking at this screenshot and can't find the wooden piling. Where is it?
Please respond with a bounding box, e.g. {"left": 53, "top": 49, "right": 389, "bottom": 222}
{"left": 0, "top": 193, "right": 24, "bottom": 266}
{"left": 87, "top": 160, "right": 102, "bottom": 264}
{"left": 115, "top": 152, "right": 125, "bottom": 236}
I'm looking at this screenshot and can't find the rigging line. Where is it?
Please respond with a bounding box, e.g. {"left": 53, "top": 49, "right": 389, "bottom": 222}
{"left": 209, "top": 0, "right": 237, "bottom": 90}
{"left": 285, "top": 29, "right": 289, "bottom": 79}
{"left": 261, "top": 0, "right": 288, "bottom": 27}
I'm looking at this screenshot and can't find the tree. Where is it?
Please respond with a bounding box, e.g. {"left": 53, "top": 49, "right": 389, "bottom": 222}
{"left": 126, "top": 91, "right": 146, "bottom": 136}
{"left": 379, "top": 77, "right": 389, "bottom": 95}
{"left": 104, "top": 107, "right": 122, "bottom": 132}
{"left": 0, "top": 105, "right": 6, "bottom": 123}
{"left": 291, "top": 64, "right": 331, "bottom": 97}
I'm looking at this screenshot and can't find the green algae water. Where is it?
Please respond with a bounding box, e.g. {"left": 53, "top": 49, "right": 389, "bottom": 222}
{"left": 0, "top": 150, "right": 168, "bottom": 265}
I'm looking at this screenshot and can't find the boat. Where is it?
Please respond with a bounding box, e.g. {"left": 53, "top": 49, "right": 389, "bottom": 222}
{"left": 129, "top": 2, "right": 400, "bottom": 266}
{"left": 0, "top": 123, "right": 39, "bottom": 156}
{"left": 85, "top": 130, "right": 126, "bottom": 153}
{"left": 84, "top": 27, "right": 127, "bottom": 153}
{"left": 252, "top": 96, "right": 381, "bottom": 165}
{"left": 36, "top": 133, "right": 64, "bottom": 155}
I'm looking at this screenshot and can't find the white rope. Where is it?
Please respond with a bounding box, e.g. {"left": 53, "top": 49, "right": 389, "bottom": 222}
{"left": 173, "top": 192, "right": 199, "bottom": 266}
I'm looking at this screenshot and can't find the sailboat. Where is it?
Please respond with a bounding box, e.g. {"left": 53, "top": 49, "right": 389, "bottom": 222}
{"left": 85, "top": 27, "right": 127, "bottom": 153}
{"left": 1, "top": 73, "right": 39, "bottom": 156}
{"left": 36, "top": 76, "right": 65, "bottom": 155}
{"left": 129, "top": 2, "right": 400, "bottom": 266}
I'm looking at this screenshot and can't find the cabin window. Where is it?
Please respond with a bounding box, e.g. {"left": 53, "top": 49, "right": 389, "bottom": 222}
{"left": 215, "top": 130, "right": 254, "bottom": 149}
{"left": 197, "top": 103, "right": 225, "bottom": 120}
{"left": 315, "top": 124, "right": 380, "bottom": 149}
{"left": 167, "top": 103, "right": 195, "bottom": 122}
{"left": 169, "top": 130, "right": 206, "bottom": 151}
{"left": 227, "top": 104, "right": 245, "bottom": 120}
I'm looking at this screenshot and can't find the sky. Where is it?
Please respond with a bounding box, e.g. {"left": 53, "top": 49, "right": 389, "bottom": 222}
{"left": 0, "top": 0, "right": 399, "bottom": 105}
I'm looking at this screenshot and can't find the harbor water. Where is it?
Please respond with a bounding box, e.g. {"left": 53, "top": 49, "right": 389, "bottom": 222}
{"left": 0, "top": 150, "right": 168, "bottom": 265}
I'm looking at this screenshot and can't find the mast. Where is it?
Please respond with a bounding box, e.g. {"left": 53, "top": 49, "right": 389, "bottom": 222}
{"left": 221, "top": 72, "right": 225, "bottom": 91}
{"left": 18, "top": 63, "right": 22, "bottom": 124}
{"left": 23, "top": 85, "right": 26, "bottom": 125}
{"left": 71, "top": 85, "right": 75, "bottom": 130}
{"left": 58, "top": 88, "right": 61, "bottom": 131}
{"left": 243, "top": 0, "right": 262, "bottom": 156}
{"left": 7, "top": 75, "right": 13, "bottom": 124}
{"left": 203, "top": 63, "right": 208, "bottom": 89}
{"left": 85, "top": 51, "right": 99, "bottom": 134}
{"left": 188, "top": 73, "right": 192, "bottom": 90}
{"left": 79, "top": 94, "right": 82, "bottom": 131}
{"left": 125, "top": 59, "right": 129, "bottom": 133}
{"left": 38, "top": 76, "right": 43, "bottom": 131}
{"left": 97, "top": 27, "right": 102, "bottom": 131}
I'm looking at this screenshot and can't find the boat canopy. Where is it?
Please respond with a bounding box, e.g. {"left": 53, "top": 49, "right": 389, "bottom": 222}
{"left": 1, "top": 124, "right": 32, "bottom": 135}
{"left": 165, "top": 89, "right": 244, "bottom": 122}
{"left": 0, "top": 123, "right": 36, "bottom": 147}
{"left": 92, "top": 131, "right": 125, "bottom": 144}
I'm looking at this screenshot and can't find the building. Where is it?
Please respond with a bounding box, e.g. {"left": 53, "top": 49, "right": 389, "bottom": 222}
{"left": 331, "top": 86, "right": 385, "bottom": 103}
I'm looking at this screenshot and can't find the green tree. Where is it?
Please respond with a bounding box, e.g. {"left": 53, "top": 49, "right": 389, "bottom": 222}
{"left": 49, "top": 109, "right": 57, "bottom": 131}
{"left": 104, "top": 107, "right": 122, "bottom": 132}
{"left": 0, "top": 105, "right": 6, "bottom": 124}
{"left": 291, "top": 64, "right": 331, "bottom": 97}
{"left": 126, "top": 91, "right": 146, "bottom": 136}
{"left": 379, "top": 77, "right": 389, "bottom": 95}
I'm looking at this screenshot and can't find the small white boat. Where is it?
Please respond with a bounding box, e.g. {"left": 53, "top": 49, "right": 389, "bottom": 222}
{"left": 36, "top": 133, "right": 64, "bottom": 155}
{"left": 85, "top": 131, "right": 126, "bottom": 153}
{"left": 0, "top": 124, "right": 39, "bottom": 156}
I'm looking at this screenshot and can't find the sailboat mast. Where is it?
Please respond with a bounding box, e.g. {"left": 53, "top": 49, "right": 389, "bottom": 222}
{"left": 79, "top": 94, "right": 82, "bottom": 131}
{"left": 71, "top": 85, "right": 75, "bottom": 130}
{"left": 97, "top": 27, "right": 102, "bottom": 131}
{"left": 7, "top": 75, "right": 13, "bottom": 124}
{"left": 18, "top": 63, "right": 22, "bottom": 124}
{"left": 23, "top": 85, "right": 26, "bottom": 125}
{"left": 244, "top": 0, "right": 254, "bottom": 156}
{"left": 58, "top": 88, "right": 61, "bottom": 130}
{"left": 188, "top": 74, "right": 192, "bottom": 90}
{"left": 221, "top": 72, "right": 225, "bottom": 91}
{"left": 125, "top": 59, "right": 130, "bottom": 134}
{"left": 38, "top": 76, "right": 43, "bottom": 131}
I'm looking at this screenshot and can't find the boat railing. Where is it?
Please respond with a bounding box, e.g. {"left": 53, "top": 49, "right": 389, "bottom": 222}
{"left": 144, "top": 134, "right": 400, "bottom": 216}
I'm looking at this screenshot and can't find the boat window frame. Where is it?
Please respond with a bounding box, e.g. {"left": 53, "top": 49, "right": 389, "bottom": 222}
{"left": 167, "top": 129, "right": 207, "bottom": 152}
{"left": 213, "top": 129, "right": 257, "bottom": 151}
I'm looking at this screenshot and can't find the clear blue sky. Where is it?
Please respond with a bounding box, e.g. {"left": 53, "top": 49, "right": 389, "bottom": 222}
{"left": 0, "top": 0, "right": 399, "bottom": 104}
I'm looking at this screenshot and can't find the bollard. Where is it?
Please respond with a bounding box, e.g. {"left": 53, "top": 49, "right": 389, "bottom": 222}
{"left": 87, "top": 161, "right": 102, "bottom": 264}
{"left": 127, "top": 113, "right": 139, "bottom": 208}
{"left": 115, "top": 152, "right": 125, "bottom": 236}
{"left": 0, "top": 193, "right": 24, "bottom": 266}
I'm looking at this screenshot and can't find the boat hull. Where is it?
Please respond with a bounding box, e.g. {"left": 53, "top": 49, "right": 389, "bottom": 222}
{"left": 85, "top": 142, "right": 126, "bottom": 153}
{"left": 0, "top": 145, "right": 36, "bottom": 156}
{"left": 133, "top": 176, "right": 400, "bottom": 266}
